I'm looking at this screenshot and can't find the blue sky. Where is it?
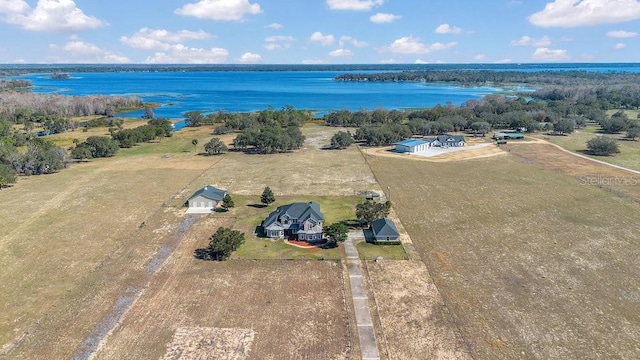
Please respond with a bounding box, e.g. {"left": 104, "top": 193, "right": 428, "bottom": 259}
{"left": 0, "top": 0, "right": 639, "bottom": 64}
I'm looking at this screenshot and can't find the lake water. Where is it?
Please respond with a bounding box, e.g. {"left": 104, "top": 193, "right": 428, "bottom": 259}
{"left": 18, "top": 71, "right": 507, "bottom": 119}
{"left": 14, "top": 63, "right": 640, "bottom": 119}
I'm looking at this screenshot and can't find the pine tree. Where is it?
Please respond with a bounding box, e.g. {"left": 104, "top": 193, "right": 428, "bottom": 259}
{"left": 260, "top": 186, "right": 276, "bottom": 206}
{"left": 221, "top": 194, "right": 234, "bottom": 210}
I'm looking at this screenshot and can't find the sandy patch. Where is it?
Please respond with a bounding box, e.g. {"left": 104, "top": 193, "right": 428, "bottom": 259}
{"left": 162, "top": 327, "right": 255, "bottom": 360}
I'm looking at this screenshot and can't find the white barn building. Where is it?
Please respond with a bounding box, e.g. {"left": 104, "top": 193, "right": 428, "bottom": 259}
{"left": 394, "top": 139, "right": 431, "bottom": 153}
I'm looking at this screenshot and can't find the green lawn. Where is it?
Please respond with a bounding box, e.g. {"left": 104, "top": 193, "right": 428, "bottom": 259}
{"left": 227, "top": 195, "right": 360, "bottom": 260}
{"left": 356, "top": 241, "right": 408, "bottom": 260}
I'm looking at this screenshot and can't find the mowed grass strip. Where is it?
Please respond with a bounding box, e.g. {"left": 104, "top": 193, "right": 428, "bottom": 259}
{"left": 368, "top": 151, "right": 640, "bottom": 359}
{"left": 356, "top": 242, "right": 408, "bottom": 260}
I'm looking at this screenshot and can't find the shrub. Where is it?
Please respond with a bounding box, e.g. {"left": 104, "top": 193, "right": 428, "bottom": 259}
{"left": 586, "top": 136, "right": 620, "bottom": 156}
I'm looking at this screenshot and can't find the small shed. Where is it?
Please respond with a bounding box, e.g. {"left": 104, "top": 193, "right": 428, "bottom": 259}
{"left": 370, "top": 218, "right": 400, "bottom": 244}
{"left": 186, "top": 185, "right": 227, "bottom": 213}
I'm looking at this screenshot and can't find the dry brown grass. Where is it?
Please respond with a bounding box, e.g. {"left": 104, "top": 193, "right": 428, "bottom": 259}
{"left": 91, "top": 214, "right": 351, "bottom": 359}
{"left": 0, "top": 125, "right": 369, "bottom": 359}
{"left": 201, "top": 126, "right": 381, "bottom": 196}
{"left": 366, "top": 260, "right": 471, "bottom": 360}
{"left": 0, "top": 153, "right": 218, "bottom": 358}
{"left": 368, "top": 146, "right": 640, "bottom": 359}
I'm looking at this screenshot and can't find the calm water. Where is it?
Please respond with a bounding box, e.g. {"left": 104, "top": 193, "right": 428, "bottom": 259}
{"left": 19, "top": 71, "right": 505, "bottom": 118}
{"left": 15, "top": 64, "right": 640, "bottom": 119}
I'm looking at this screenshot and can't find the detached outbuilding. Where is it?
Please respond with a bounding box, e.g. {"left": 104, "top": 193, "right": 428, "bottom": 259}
{"left": 394, "top": 139, "right": 431, "bottom": 153}
{"left": 186, "top": 185, "right": 227, "bottom": 213}
{"left": 369, "top": 217, "right": 400, "bottom": 244}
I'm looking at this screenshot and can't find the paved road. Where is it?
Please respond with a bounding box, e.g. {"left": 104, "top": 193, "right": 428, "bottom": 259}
{"left": 345, "top": 231, "right": 380, "bottom": 360}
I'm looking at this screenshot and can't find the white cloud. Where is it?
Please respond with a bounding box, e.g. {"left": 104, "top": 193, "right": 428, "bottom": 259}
{"left": 428, "top": 42, "right": 457, "bottom": 51}
{"left": 529, "top": 0, "right": 640, "bottom": 28}
{"left": 301, "top": 59, "right": 328, "bottom": 64}
{"left": 511, "top": 35, "right": 532, "bottom": 46}
{"left": 495, "top": 58, "right": 513, "bottom": 63}
{"left": 175, "top": 0, "right": 262, "bottom": 21}
{"left": 370, "top": 13, "right": 401, "bottom": 23}
{"left": 511, "top": 35, "right": 551, "bottom": 47}
{"left": 146, "top": 45, "right": 229, "bottom": 64}
{"left": 614, "top": 43, "right": 627, "bottom": 49}
{"left": 121, "top": 28, "right": 212, "bottom": 50}
{"left": 474, "top": 54, "right": 486, "bottom": 61}
{"left": 264, "top": 35, "right": 294, "bottom": 50}
{"left": 54, "top": 40, "right": 130, "bottom": 63}
{"left": 64, "top": 41, "right": 101, "bottom": 54}
{"left": 434, "top": 23, "right": 463, "bottom": 34}
{"left": 339, "top": 36, "right": 368, "bottom": 48}
{"left": 0, "top": 0, "right": 106, "bottom": 32}
{"left": 238, "top": 52, "right": 262, "bottom": 63}
{"left": 327, "top": 0, "right": 384, "bottom": 11}
{"left": 310, "top": 32, "right": 335, "bottom": 46}
{"left": 0, "top": 0, "right": 29, "bottom": 14}
{"left": 533, "top": 47, "right": 570, "bottom": 61}
{"left": 607, "top": 30, "right": 639, "bottom": 38}
{"left": 380, "top": 36, "right": 456, "bottom": 54}
{"left": 329, "top": 48, "right": 353, "bottom": 57}
{"left": 266, "top": 22, "right": 283, "bottom": 29}
{"left": 414, "top": 59, "right": 429, "bottom": 64}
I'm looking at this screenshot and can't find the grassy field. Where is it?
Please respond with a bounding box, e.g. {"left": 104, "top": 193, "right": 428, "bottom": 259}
{"left": 0, "top": 123, "right": 376, "bottom": 358}
{"left": 367, "top": 146, "right": 640, "bottom": 359}
{"left": 201, "top": 125, "right": 381, "bottom": 196}
{"left": 0, "top": 151, "right": 217, "bottom": 358}
{"left": 538, "top": 124, "right": 640, "bottom": 171}
{"left": 91, "top": 214, "right": 352, "bottom": 359}
{"left": 366, "top": 260, "right": 471, "bottom": 359}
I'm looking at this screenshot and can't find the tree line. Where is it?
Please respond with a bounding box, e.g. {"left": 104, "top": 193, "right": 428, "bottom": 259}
{"left": 0, "top": 91, "right": 143, "bottom": 123}
{"left": 335, "top": 70, "right": 640, "bottom": 87}
{"left": 321, "top": 83, "right": 640, "bottom": 147}
{"left": 184, "top": 106, "right": 311, "bottom": 154}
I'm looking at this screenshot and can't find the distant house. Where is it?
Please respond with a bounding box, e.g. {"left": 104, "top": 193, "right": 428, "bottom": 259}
{"left": 432, "top": 135, "right": 466, "bottom": 148}
{"left": 262, "top": 202, "right": 324, "bottom": 241}
{"left": 394, "top": 139, "right": 432, "bottom": 153}
{"left": 186, "top": 185, "right": 227, "bottom": 213}
{"left": 369, "top": 218, "right": 400, "bottom": 244}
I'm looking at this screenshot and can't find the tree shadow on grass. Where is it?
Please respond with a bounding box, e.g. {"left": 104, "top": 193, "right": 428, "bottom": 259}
{"left": 194, "top": 248, "right": 225, "bottom": 261}
{"left": 247, "top": 203, "right": 268, "bottom": 208}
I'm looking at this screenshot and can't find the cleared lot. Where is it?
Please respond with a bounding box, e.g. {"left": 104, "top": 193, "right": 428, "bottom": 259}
{"left": 368, "top": 145, "right": 640, "bottom": 359}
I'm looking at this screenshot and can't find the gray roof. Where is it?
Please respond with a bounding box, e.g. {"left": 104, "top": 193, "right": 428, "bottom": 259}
{"left": 188, "top": 185, "right": 227, "bottom": 202}
{"left": 435, "top": 135, "right": 465, "bottom": 143}
{"left": 263, "top": 202, "right": 324, "bottom": 229}
{"left": 370, "top": 218, "right": 400, "bottom": 238}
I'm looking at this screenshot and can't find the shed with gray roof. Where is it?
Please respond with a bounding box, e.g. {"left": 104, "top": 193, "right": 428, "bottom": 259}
{"left": 369, "top": 218, "right": 400, "bottom": 244}
{"left": 186, "top": 185, "right": 227, "bottom": 213}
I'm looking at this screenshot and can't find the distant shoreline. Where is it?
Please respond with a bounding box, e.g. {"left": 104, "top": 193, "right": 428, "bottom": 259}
{"left": 2, "top": 62, "right": 640, "bottom": 76}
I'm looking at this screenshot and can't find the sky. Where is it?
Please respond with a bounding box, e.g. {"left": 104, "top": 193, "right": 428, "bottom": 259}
{"left": 0, "top": 0, "right": 639, "bottom": 64}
